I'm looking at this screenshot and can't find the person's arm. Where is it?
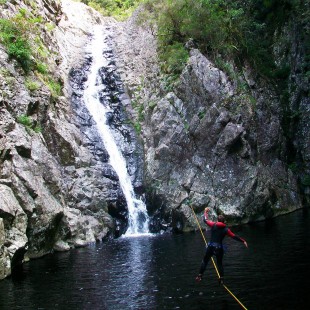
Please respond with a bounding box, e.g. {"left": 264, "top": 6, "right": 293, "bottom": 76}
{"left": 226, "top": 228, "right": 248, "bottom": 248}
{"left": 203, "top": 208, "right": 215, "bottom": 227}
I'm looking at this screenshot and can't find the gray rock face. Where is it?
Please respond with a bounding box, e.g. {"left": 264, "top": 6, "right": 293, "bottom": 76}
{"left": 161, "top": 50, "right": 301, "bottom": 229}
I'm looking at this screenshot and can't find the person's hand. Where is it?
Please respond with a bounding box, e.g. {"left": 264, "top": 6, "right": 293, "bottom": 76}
{"left": 244, "top": 241, "right": 248, "bottom": 248}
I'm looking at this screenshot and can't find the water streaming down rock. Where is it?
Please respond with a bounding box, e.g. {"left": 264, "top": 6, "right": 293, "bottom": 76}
{"left": 83, "top": 25, "right": 149, "bottom": 236}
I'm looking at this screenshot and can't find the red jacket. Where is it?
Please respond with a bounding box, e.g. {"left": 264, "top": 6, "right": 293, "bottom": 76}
{"left": 203, "top": 210, "right": 245, "bottom": 244}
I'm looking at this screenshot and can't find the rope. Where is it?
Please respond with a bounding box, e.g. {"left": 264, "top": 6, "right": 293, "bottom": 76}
{"left": 223, "top": 284, "right": 248, "bottom": 310}
{"left": 189, "top": 205, "right": 248, "bottom": 310}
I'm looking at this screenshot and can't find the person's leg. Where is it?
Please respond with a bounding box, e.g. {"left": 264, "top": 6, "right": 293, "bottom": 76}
{"left": 196, "top": 246, "right": 213, "bottom": 282}
{"left": 216, "top": 248, "right": 224, "bottom": 284}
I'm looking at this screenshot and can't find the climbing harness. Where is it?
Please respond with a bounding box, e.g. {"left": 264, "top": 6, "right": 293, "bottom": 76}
{"left": 189, "top": 205, "right": 248, "bottom": 310}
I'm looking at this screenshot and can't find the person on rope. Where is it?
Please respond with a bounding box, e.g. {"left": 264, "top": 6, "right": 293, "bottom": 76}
{"left": 196, "top": 207, "right": 248, "bottom": 284}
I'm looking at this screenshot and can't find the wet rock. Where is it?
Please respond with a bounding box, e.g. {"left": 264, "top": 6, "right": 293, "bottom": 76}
{"left": 53, "top": 240, "right": 70, "bottom": 252}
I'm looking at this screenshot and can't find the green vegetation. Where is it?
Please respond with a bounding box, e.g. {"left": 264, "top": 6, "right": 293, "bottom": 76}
{"left": 36, "top": 62, "right": 48, "bottom": 74}
{"left": 130, "top": 86, "right": 145, "bottom": 134}
{"left": 160, "top": 42, "right": 189, "bottom": 76}
{"left": 25, "top": 78, "right": 40, "bottom": 92}
{"left": 198, "top": 110, "right": 206, "bottom": 120}
{"left": 140, "top": 0, "right": 307, "bottom": 80}
{"left": 148, "top": 100, "right": 157, "bottom": 111}
{"left": 34, "top": 126, "right": 42, "bottom": 133}
{"left": 302, "top": 175, "right": 310, "bottom": 187}
{"left": 0, "top": 68, "right": 16, "bottom": 88}
{"left": 46, "top": 78, "right": 62, "bottom": 97}
{"left": 0, "top": 9, "right": 63, "bottom": 98}
{"left": 17, "top": 114, "right": 41, "bottom": 133}
{"left": 80, "top": 0, "right": 144, "bottom": 20}
{"left": 0, "top": 9, "right": 50, "bottom": 73}
{"left": 45, "top": 22, "right": 56, "bottom": 32}
{"left": 133, "top": 121, "right": 142, "bottom": 134}
{"left": 17, "top": 114, "right": 33, "bottom": 127}
{"left": 0, "top": 18, "right": 33, "bottom": 72}
{"left": 288, "top": 161, "right": 297, "bottom": 172}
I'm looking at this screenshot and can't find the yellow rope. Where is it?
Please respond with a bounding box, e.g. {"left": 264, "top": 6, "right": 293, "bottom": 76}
{"left": 189, "top": 205, "right": 248, "bottom": 310}
{"left": 223, "top": 284, "right": 248, "bottom": 310}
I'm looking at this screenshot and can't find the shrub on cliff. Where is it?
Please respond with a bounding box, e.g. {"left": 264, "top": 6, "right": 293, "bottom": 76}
{"left": 139, "top": 0, "right": 306, "bottom": 80}
{"left": 81, "top": 0, "right": 144, "bottom": 19}
{"left": 0, "top": 9, "right": 53, "bottom": 73}
{"left": 0, "top": 17, "right": 33, "bottom": 72}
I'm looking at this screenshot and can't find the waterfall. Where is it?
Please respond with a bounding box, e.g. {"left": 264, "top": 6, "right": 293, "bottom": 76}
{"left": 83, "top": 25, "right": 149, "bottom": 236}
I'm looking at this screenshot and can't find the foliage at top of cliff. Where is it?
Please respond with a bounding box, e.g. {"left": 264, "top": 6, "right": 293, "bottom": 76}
{"left": 77, "top": 0, "right": 143, "bottom": 20}
{"left": 71, "top": 0, "right": 309, "bottom": 83}
{"left": 138, "top": 0, "right": 309, "bottom": 82}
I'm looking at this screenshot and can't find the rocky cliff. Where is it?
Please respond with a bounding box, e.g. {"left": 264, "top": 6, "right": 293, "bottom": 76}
{"left": 111, "top": 7, "right": 309, "bottom": 232}
{"left": 0, "top": 0, "right": 124, "bottom": 279}
{"left": 0, "top": 0, "right": 308, "bottom": 280}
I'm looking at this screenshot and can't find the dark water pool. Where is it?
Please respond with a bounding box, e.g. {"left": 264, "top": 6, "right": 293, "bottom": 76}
{"left": 0, "top": 209, "right": 309, "bottom": 310}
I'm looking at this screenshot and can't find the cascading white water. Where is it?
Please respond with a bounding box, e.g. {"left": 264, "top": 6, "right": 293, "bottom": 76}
{"left": 83, "top": 26, "right": 149, "bottom": 236}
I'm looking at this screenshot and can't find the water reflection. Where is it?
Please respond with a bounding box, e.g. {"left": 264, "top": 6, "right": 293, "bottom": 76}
{"left": 106, "top": 236, "right": 156, "bottom": 309}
